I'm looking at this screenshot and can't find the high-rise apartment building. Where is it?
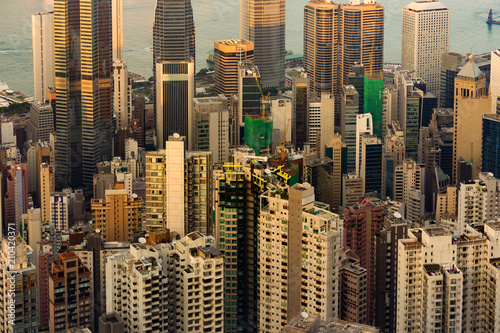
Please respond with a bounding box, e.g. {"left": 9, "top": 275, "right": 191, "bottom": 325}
{"left": 303, "top": 0, "right": 340, "bottom": 94}
{"left": 39, "top": 163, "right": 54, "bottom": 222}
{"left": 393, "top": 159, "right": 422, "bottom": 203}
{"left": 54, "top": 0, "right": 112, "bottom": 188}
{"left": 240, "top": 0, "right": 285, "bottom": 89}
{"left": 258, "top": 183, "right": 342, "bottom": 332}
{"left": 91, "top": 189, "right": 142, "bottom": 242}
{"left": 482, "top": 114, "right": 500, "bottom": 177}
{"left": 0, "top": 237, "right": 38, "bottom": 333}
{"left": 452, "top": 56, "right": 489, "bottom": 183}
{"left": 193, "top": 95, "right": 230, "bottom": 163}
{"left": 32, "top": 11, "right": 54, "bottom": 103}
{"left": 214, "top": 39, "right": 254, "bottom": 103}
{"left": 105, "top": 243, "right": 170, "bottom": 332}
{"left": 401, "top": 1, "right": 449, "bottom": 94}
{"left": 325, "top": 133, "right": 345, "bottom": 208}
{"left": 343, "top": 196, "right": 387, "bottom": 325}
{"left": 27, "top": 102, "right": 54, "bottom": 143}
{"left": 49, "top": 252, "right": 92, "bottom": 332}
{"left": 155, "top": 61, "right": 195, "bottom": 150}
{"left": 342, "top": 173, "right": 363, "bottom": 207}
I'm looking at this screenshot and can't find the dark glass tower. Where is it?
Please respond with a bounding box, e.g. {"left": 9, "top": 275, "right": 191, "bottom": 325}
{"left": 482, "top": 114, "right": 500, "bottom": 178}
{"left": 54, "top": 0, "right": 112, "bottom": 189}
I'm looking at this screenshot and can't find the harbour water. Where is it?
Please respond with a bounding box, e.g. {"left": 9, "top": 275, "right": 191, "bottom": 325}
{"left": 0, "top": 0, "right": 498, "bottom": 96}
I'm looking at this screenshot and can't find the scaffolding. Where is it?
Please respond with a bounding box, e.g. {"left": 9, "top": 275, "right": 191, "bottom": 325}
{"left": 243, "top": 115, "right": 273, "bottom": 156}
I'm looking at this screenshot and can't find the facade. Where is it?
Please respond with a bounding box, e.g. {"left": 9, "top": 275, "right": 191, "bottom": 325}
{"left": 0, "top": 237, "right": 38, "bottom": 333}
{"left": 303, "top": 0, "right": 340, "bottom": 94}
{"left": 339, "top": 1, "right": 384, "bottom": 90}
{"left": 32, "top": 11, "right": 54, "bottom": 103}
{"left": 193, "top": 95, "right": 230, "bottom": 163}
{"left": 452, "top": 56, "right": 488, "bottom": 184}
{"left": 355, "top": 113, "right": 373, "bottom": 177}
{"left": 361, "top": 135, "right": 382, "bottom": 196}
{"left": 339, "top": 248, "right": 367, "bottom": 323}
{"left": 258, "top": 183, "right": 342, "bottom": 332}
{"left": 155, "top": 61, "right": 194, "bottom": 150}
{"left": 393, "top": 159, "right": 422, "bottom": 203}
{"left": 214, "top": 38, "right": 254, "bottom": 103}
{"left": 50, "top": 191, "right": 70, "bottom": 231}
{"left": 482, "top": 114, "right": 500, "bottom": 177}
{"left": 325, "top": 134, "right": 345, "bottom": 209}
{"left": 491, "top": 49, "right": 500, "bottom": 114}
{"left": 91, "top": 189, "right": 142, "bottom": 242}
{"left": 440, "top": 52, "right": 463, "bottom": 108}
{"left": 305, "top": 157, "right": 334, "bottom": 209}
{"left": 307, "top": 99, "right": 321, "bottom": 149}
{"left": 240, "top": 0, "right": 285, "bottom": 89}
{"left": 49, "top": 252, "right": 92, "bottom": 332}
{"left": 292, "top": 76, "right": 309, "bottom": 149}
{"left": 401, "top": 1, "right": 449, "bottom": 94}
{"left": 374, "top": 212, "right": 408, "bottom": 333}
{"left": 364, "top": 71, "right": 384, "bottom": 139}
{"left": 343, "top": 196, "right": 387, "bottom": 325}
{"left": 27, "top": 102, "right": 54, "bottom": 143}
{"left": 342, "top": 172, "right": 363, "bottom": 207}
{"left": 39, "top": 162, "right": 54, "bottom": 223}
{"left": 341, "top": 85, "right": 359, "bottom": 172}
{"left": 105, "top": 243, "right": 169, "bottom": 332}
{"left": 54, "top": 0, "right": 112, "bottom": 188}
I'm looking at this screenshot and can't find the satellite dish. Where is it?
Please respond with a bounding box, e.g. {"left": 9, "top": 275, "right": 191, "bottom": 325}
{"left": 138, "top": 237, "right": 147, "bottom": 245}
{"left": 301, "top": 312, "right": 309, "bottom": 319}
{"left": 265, "top": 169, "right": 271, "bottom": 174}
{"left": 95, "top": 229, "right": 101, "bottom": 234}
{"left": 394, "top": 212, "right": 402, "bottom": 219}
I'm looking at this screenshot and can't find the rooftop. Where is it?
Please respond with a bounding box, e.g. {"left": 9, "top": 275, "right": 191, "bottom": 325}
{"left": 457, "top": 56, "right": 484, "bottom": 80}
{"left": 423, "top": 227, "right": 450, "bottom": 237}
{"left": 404, "top": 1, "right": 448, "bottom": 12}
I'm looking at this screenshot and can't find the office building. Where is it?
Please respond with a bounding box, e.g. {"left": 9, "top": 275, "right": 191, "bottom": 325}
{"left": 375, "top": 212, "right": 408, "bottom": 333}
{"left": 406, "top": 187, "right": 425, "bottom": 223}
{"left": 339, "top": 1, "right": 384, "bottom": 90}
{"left": 49, "top": 252, "right": 92, "bottom": 332}
{"left": 342, "top": 172, "right": 363, "bottom": 207}
{"left": 32, "top": 11, "right": 54, "bottom": 103}
{"left": 440, "top": 52, "right": 463, "bottom": 108}
{"left": 155, "top": 61, "right": 194, "bottom": 150}
{"left": 292, "top": 76, "right": 309, "bottom": 149}
{"left": 258, "top": 183, "right": 342, "bottom": 332}
{"left": 491, "top": 49, "right": 500, "bottom": 114}
{"left": 341, "top": 85, "right": 359, "bottom": 172}
{"left": 355, "top": 113, "right": 373, "bottom": 177}
{"left": 452, "top": 56, "right": 489, "bottom": 183}
{"left": 91, "top": 189, "right": 142, "bottom": 242}
{"left": 27, "top": 101, "right": 54, "bottom": 144}
{"left": 318, "top": 93, "right": 336, "bottom": 155}
{"left": 214, "top": 38, "right": 254, "bottom": 103}
{"left": 382, "top": 88, "right": 398, "bottom": 139}
{"left": 435, "top": 186, "right": 456, "bottom": 223}
{"left": 361, "top": 135, "right": 382, "bottom": 196}
{"left": 0, "top": 237, "right": 38, "bottom": 333}
{"left": 325, "top": 133, "right": 346, "bottom": 209}
{"left": 193, "top": 95, "right": 230, "bottom": 163}
{"left": 54, "top": 0, "right": 112, "bottom": 188}
{"left": 305, "top": 157, "right": 334, "bottom": 209}
{"left": 271, "top": 97, "right": 292, "bottom": 147}
{"left": 303, "top": 0, "right": 340, "bottom": 94}
{"left": 240, "top": 0, "right": 285, "bottom": 89}
{"left": 307, "top": 98, "right": 321, "bottom": 149}
{"left": 347, "top": 64, "right": 365, "bottom": 115}
{"left": 343, "top": 196, "right": 387, "bottom": 325}
{"left": 237, "top": 61, "right": 262, "bottom": 129}
{"left": 401, "top": 1, "right": 449, "bottom": 94}
{"left": 482, "top": 113, "right": 500, "bottom": 177}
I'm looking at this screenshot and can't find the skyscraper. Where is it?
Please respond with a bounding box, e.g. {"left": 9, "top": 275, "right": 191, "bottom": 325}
{"left": 482, "top": 114, "right": 500, "bottom": 178}
{"left": 491, "top": 49, "right": 500, "bottom": 114}
{"left": 402, "top": 1, "right": 449, "bottom": 94}
{"left": 155, "top": 61, "right": 194, "bottom": 149}
{"left": 54, "top": 0, "right": 113, "bottom": 188}
{"left": 32, "top": 11, "right": 54, "bottom": 103}
{"left": 339, "top": 1, "right": 384, "bottom": 91}
{"left": 240, "top": 0, "right": 286, "bottom": 89}
{"left": 303, "top": 0, "right": 340, "bottom": 94}
{"left": 214, "top": 38, "right": 254, "bottom": 104}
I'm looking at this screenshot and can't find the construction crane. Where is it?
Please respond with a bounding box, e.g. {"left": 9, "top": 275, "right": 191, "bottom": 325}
{"left": 280, "top": 119, "right": 291, "bottom": 160}
{"left": 253, "top": 72, "right": 270, "bottom": 119}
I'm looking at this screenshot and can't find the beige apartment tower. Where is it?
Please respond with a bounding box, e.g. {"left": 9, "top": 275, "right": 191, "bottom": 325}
{"left": 214, "top": 38, "right": 254, "bottom": 103}
{"left": 402, "top": 1, "right": 449, "bottom": 94}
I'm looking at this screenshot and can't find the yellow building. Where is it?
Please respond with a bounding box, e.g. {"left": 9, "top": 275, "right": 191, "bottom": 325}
{"left": 91, "top": 188, "right": 142, "bottom": 242}
{"left": 452, "top": 55, "right": 490, "bottom": 183}
{"left": 39, "top": 163, "right": 54, "bottom": 223}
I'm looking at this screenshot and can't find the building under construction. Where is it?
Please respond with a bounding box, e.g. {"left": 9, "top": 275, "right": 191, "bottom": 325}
{"left": 243, "top": 115, "right": 273, "bottom": 156}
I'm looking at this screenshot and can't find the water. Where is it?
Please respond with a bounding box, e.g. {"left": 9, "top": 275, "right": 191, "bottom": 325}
{"left": 0, "top": 0, "right": 499, "bottom": 96}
